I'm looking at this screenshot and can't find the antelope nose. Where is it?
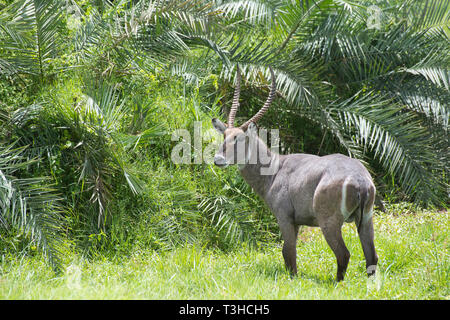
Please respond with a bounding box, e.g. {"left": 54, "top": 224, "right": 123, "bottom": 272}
{"left": 214, "top": 155, "right": 226, "bottom": 166}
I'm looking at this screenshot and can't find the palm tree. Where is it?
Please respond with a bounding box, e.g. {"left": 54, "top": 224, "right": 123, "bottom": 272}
{"left": 0, "top": 0, "right": 448, "bottom": 269}
{"left": 285, "top": 0, "right": 449, "bottom": 204}
{"left": 179, "top": 0, "right": 449, "bottom": 205}
{"left": 6, "top": 0, "right": 442, "bottom": 204}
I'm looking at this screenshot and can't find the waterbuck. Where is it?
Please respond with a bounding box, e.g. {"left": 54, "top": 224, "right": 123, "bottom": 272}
{"left": 212, "top": 66, "right": 378, "bottom": 281}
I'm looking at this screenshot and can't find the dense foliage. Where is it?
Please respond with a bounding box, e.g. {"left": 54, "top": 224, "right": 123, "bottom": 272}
{"left": 0, "top": 0, "right": 448, "bottom": 271}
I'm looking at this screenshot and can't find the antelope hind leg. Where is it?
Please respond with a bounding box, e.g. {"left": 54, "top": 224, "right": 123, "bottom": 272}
{"left": 358, "top": 215, "right": 378, "bottom": 277}
{"left": 319, "top": 216, "right": 350, "bottom": 282}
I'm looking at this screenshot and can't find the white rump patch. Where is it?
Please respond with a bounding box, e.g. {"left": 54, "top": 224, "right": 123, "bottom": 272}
{"left": 340, "top": 179, "right": 352, "bottom": 221}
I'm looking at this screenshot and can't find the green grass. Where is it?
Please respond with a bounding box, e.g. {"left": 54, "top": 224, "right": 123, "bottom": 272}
{"left": 0, "top": 207, "right": 448, "bottom": 299}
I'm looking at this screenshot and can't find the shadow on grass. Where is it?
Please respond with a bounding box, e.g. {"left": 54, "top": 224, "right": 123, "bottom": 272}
{"left": 297, "top": 271, "right": 335, "bottom": 286}
{"left": 251, "top": 259, "right": 335, "bottom": 286}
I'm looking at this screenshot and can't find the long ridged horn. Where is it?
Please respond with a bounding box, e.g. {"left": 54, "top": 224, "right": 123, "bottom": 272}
{"left": 240, "top": 66, "right": 276, "bottom": 131}
{"left": 227, "top": 64, "right": 241, "bottom": 127}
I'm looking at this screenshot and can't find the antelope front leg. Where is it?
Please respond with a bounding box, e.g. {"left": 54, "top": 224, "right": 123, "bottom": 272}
{"left": 279, "top": 220, "right": 299, "bottom": 276}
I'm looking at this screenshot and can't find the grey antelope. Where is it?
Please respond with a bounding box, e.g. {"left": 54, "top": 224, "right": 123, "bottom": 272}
{"left": 212, "top": 66, "right": 378, "bottom": 281}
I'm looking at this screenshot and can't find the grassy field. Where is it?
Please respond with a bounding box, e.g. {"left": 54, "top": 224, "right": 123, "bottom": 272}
{"left": 0, "top": 206, "right": 448, "bottom": 300}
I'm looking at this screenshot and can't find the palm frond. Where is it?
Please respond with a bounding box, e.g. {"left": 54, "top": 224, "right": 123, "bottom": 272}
{"left": 198, "top": 193, "right": 259, "bottom": 245}
{"left": 214, "top": 0, "right": 284, "bottom": 27}
{"left": 410, "top": 0, "right": 450, "bottom": 34}
{"left": 73, "top": 9, "right": 108, "bottom": 63}
{"left": 0, "top": 0, "right": 64, "bottom": 80}
{"left": 404, "top": 66, "right": 450, "bottom": 91}
{"left": 331, "top": 93, "right": 445, "bottom": 204}
{"left": 0, "top": 144, "right": 64, "bottom": 272}
{"left": 389, "top": 80, "right": 449, "bottom": 130}
{"left": 83, "top": 81, "right": 127, "bottom": 133}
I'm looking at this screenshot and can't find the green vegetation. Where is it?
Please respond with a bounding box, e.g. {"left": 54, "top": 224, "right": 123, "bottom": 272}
{"left": 0, "top": 0, "right": 448, "bottom": 299}
{"left": 1, "top": 206, "right": 448, "bottom": 299}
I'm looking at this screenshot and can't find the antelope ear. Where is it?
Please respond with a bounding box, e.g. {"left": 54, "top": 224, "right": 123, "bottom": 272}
{"left": 212, "top": 118, "right": 226, "bottom": 134}
{"left": 247, "top": 122, "right": 257, "bottom": 136}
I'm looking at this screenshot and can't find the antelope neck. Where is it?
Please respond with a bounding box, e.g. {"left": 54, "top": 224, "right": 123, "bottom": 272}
{"left": 238, "top": 135, "right": 281, "bottom": 198}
